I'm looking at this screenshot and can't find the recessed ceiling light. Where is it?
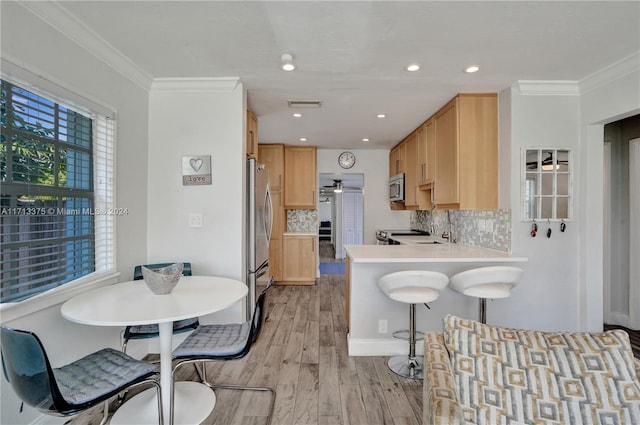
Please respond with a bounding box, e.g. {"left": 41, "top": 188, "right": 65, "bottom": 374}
{"left": 406, "top": 64, "right": 420, "bottom": 72}
{"left": 362, "top": 138, "right": 370, "bottom": 142}
{"left": 299, "top": 137, "right": 307, "bottom": 142}
{"left": 465, "top": 65, "right": 480, "bottom": 73}
{"left": 281, "top": 53, "right": 296, "bottom": 71}
{"left": 376, "top": 114, "right": 386, "bottom": 118}
{"left": 292, "top": 113, "right": 302, "bottom": 118}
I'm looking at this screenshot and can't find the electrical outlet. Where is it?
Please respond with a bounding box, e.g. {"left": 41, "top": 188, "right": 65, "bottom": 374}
{"left": 378, "top": 319, "right": 388, "bottom": 334}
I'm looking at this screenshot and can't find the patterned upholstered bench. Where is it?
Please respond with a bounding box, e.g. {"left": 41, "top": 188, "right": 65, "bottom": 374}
{"left": 423, "top": 315, "right": 640, "bottom": 425}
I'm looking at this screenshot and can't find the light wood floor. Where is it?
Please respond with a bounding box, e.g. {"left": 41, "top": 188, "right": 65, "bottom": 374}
{"left": 69, "top": 273, "right": 423, "bottom": 425}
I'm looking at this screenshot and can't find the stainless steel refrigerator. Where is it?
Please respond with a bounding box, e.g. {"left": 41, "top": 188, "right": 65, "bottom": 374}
{"left": 247, "top": 157, "right": 273, "bottom": 321}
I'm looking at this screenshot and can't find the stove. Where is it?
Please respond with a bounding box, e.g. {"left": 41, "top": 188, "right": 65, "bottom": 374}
{"left": 375, "top": 229, "right": 430, "bottom": 245}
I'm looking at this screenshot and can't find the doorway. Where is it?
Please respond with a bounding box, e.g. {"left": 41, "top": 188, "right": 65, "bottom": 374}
{"left": 603, "top": 115, "right": 640, "bottom": 331}
{"left": 318, "top": 173, "right": 364, "bottom": 273}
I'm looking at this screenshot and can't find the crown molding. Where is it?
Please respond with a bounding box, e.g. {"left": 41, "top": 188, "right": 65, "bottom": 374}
{"left": 150, "top": 78, "right": 240, "bottom": 93}
{"left": 513, "top": 80, "right": 580, "bottom": 96}
{"left": 18, "top": 1, "right": 154, "bottom": 91}
{"left": 579, "top": 51, "right": 640, "bottom": 94}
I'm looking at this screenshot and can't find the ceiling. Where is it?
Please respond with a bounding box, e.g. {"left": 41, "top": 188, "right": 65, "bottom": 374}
{"left": 319, "top": 173, "right": 364, "bottom": 193}
{"left": 50, "top": 1, "right": 640, "bottom": 150}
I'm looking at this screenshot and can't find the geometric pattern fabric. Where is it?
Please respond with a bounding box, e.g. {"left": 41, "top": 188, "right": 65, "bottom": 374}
{"left": 443, "top": 315, "right": 640, "bottom": 425}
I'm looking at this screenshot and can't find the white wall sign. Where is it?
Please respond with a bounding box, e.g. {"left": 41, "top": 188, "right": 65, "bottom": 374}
{"left": 182, "top": 155, "right": 212, "bottom": 185}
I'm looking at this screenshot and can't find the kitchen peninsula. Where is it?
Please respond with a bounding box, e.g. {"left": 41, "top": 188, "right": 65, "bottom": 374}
{"left": 344, "top": 243, "right": 527, "bottom": 356}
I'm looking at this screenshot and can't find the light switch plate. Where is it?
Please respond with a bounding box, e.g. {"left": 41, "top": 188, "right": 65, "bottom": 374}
{"left": 189, "top": 213, "right": 203, "bottom": 228}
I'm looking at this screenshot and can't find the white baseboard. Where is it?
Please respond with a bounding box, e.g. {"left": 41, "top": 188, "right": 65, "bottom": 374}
{"left": 347, "top": 334, "right": 425, "bottom": 357}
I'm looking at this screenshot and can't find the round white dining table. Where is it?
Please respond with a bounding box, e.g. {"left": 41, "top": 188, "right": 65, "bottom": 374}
{"left": 61, "top": 276, "right": 248, "bottom": 425}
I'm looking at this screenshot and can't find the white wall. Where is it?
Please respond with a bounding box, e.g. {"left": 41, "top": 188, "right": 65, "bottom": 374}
{"left": 495, "top": 56, "right": 640, "bottom": 333}
{"left": 317, "top": 149, "right": 411, "bottom": 244}
{"left": 493, "top": 85, "right": 583, "bottom": 331}
{"left": 318, "top": 199, "right": 332, "bottom": 222}
{"left": 603, "top": 118, "right": 639, "bottom": 326}
{"left": 580, "top": 57, "right": 640, "bottom": 331}
{"left": 1, "top": 3, "right": 150, "bottom": 424}
{"left": 147, "top": 81, "right": 246, "bottom": 324}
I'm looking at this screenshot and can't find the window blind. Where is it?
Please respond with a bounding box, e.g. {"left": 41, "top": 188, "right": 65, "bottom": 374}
{"left": 0, "top": 80, "right": 115, "bottom": 303}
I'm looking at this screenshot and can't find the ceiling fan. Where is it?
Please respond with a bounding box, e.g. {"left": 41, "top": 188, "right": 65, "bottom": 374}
{"left": 321, "top": 179, "right": 359, "bottom": 193}
{"left": 526, "top": 152, "right": 569, "bottom": 170}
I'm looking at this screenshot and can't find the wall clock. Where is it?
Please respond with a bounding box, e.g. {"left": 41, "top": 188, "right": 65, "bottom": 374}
{"left": 338, "top": 151, "right": 356, "bottom": 169}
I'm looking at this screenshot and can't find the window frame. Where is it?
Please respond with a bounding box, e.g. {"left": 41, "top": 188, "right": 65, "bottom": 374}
{"left": 0, "top": 74, "right": 118, "bottom": 315}
{"left": 521, "top": 147, "right": 573, "bottom": 222}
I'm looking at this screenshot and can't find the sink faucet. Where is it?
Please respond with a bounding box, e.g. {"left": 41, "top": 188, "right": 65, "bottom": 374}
{"left": 441, "top": 210, "right": 456, "bottom": 243}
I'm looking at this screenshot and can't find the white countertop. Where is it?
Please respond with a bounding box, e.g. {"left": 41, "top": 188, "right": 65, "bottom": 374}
{"left": 345, "top": 243, "right": 528, "bottom": 263}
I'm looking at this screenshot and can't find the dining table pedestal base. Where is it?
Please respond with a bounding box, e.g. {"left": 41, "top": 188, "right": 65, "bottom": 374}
{"left": 110, "top": 381, "right": 215, "bottom": 425}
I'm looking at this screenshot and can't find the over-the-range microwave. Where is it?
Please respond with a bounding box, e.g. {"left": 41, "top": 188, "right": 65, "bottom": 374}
{"left": 389, "top": 173, "right": 405, "bottom": 202}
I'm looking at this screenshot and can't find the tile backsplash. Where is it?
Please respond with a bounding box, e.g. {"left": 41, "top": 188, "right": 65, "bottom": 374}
{"left": 286, "top": 207, "right": 511, "bottom": 251}
{"left": 411, "top": 209, "right": 511, "bottom": 252}
{"left": 287, "top": 209, "right": 319, "bottom": 233}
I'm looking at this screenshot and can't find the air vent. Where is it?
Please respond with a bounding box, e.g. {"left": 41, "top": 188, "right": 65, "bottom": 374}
{"left": 288, "top": 100, "right": 322, "bottom": 108}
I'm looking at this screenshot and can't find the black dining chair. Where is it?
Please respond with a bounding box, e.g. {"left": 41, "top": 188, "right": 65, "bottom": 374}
{"left": 170, "top": 277, "right": 275, "bottom": 425}
{"left": 122, "top": 262, "right": 199, "bottom": 354}
{"left": 0, "top": 326, "right": 163, "bottom": 425}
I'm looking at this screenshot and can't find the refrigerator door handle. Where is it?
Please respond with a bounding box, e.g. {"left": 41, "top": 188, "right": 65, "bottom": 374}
{"left": 264, "top": 185, "right": 273, "bottom": 244}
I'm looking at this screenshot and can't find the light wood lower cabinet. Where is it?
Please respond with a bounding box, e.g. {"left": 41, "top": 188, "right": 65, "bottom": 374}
{"left": 269, "top": 238, "right": 282, "bottom": 281}
{"left": 282, "top": 234, "right": 317, "bottom": 284}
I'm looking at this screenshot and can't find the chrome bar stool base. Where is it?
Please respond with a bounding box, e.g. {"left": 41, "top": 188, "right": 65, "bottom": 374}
{"left": 392, "top": 329, "right": 425, "bottom": 341}
{"left": 388, "top": 355, "right": 424, "bottom": 379}
{"left": 377, "top": 270, "right": 450, "bottom": 381}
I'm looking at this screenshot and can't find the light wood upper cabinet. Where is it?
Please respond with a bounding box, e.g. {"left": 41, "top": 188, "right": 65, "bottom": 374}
{"left": 258, "top": 144, "right": 284, "bottom": 192}
{"left": 403, "top": 131, "right": 418, "bottom": 208}
{"left": 282, "top": 234, "right": 316, "bottom": 283}
{"left": 418, "top": 119, "right": 435, "bottom": 186}
{"left": 246, "top": 108, "right": 258, "bottom": 159}
{"left": 433, "top": 99, "right": 459, "bottom": 205}
{"left": 415, "top": 122, "right": 434, "bottom": 210}
{"left": 388, "top": 93, "right": 497, "bottom": 211}
{"left": 284, "top": 146, "right": 317, "bottom": 209}
{"left": 389, "top": 142, "right": 406, "bottom": 176}
{"left": 433, "top": 94, "right": 498, "bottom": 210}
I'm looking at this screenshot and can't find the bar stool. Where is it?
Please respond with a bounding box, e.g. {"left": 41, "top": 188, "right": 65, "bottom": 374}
{"left": 449, "top": 266, "right": 523, "bottom": 324}
{"left": 377, "top": 270, "right": 449, "bottom": 379}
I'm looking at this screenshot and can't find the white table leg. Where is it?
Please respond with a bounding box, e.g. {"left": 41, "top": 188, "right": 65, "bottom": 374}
{"left": 158, "top": 321, "right": 173, "bottom": 423}
{"left": 110, "top": 323, "right": 215, "bottom": 425}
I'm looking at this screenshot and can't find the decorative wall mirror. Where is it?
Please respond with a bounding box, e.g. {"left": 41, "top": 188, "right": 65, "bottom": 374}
{"left": 522, "top": 148, "right": 572, "bottom": 221}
